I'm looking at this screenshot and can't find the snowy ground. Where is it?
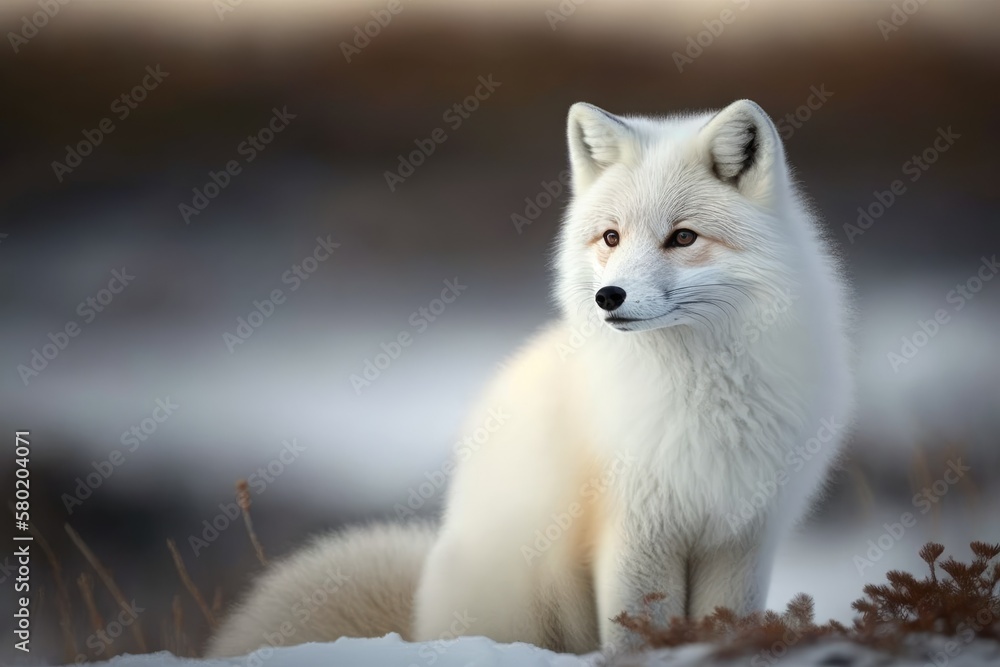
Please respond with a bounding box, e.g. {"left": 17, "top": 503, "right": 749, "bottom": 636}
{"left": 77, "top": 634, "right": 1000, "bottom": 667}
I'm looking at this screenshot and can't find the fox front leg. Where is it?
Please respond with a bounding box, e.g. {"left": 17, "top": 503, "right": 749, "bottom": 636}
{"left": 688, "top": 537, "right": 771, "bottom": 620}
{"left": 593, "top": 527, "right": 687, "bottom": 653}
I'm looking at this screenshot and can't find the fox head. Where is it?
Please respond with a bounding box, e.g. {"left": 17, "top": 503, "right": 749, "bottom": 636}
{"left": 554, "top": 99, "right": 804, "bottom": 337}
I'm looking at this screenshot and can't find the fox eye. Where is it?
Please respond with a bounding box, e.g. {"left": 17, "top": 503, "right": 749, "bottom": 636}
{"left": 603, "top": 230, "right": 620, "bottom": 247}
{"left": 666, "top": 229, "right": 697, "bottom": 248}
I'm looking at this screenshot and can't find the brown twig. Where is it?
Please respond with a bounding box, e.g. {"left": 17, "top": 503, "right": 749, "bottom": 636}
{"left": 7, "top": 504, "right": 77, "bottom": 659}
{"left": 77, "top": 572, "right": 105, "bottom": 638}
{"left": 847, "top": 460, "right": 874, "bottom": 519}
{"left": 65, "top": 524, "right": 148, "bottom": 652}
{"left": 172, "top": 594, "right": 188, "bottom": 657}
{"left": 237, "top": 479, "right": 268, "bottom": 567}
{"left": 166, "top": 538, "right": 217, "bottom": 630}
{"left": 211, "top": 586, "right": 224, "bottom": 617}
{"left": 29, "top": 586, "right": 45, "bottom": 636}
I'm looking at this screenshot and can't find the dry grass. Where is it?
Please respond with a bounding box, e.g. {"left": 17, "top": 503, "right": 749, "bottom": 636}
{"left": 852, "top": 542, "right": 1000, "bottom": 640}
{"left": 23, "top": 479, "right": 267, "bottom": 662}
{"left": 65, "top": 523, "right": 149, "bottom": 653}
{"left": 615, "top": 592, "right": 848, "bottom": 657}
{"left": 237, "top": 479, "right": 268, "bottom": 568}
{"left": 26, "top": 476, "right": 1000, "bottom": 663}
{"left": 166, "top": 538, "right": 218, "bottom": 631}
{"left": 615, "top": 541, "right": 1000, "bottom": 657}
{"left": 9, "top": 501, "right": 79, "bottom": 656}
{"left": 77, "top": 572, "right": 105, "bottom": 638}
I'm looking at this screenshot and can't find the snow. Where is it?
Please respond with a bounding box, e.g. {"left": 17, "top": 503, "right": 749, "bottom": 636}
{"left": 79, "top": 634, "right": 1000, "bottom": 667}
{"left": 87, "top": 634, "right": 601, "bottom": 667}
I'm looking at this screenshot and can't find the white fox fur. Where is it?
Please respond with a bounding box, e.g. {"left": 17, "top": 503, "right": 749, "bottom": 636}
{"left": 207, "top": 99, "right": 852, "bottom": 657}
{"left": 206, "top": 523, "right": 435, "bottom": 656}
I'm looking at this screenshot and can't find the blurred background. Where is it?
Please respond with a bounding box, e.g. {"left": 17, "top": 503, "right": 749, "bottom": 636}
{"left": 1, "top": 0, "right": 998, "bottom": 663}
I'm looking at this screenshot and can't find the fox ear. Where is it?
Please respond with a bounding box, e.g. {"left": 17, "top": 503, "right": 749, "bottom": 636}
{"left": 567, "top": 102, "right": 634, "bottom": 194}
{"left": 701, "top": 99, "right": 785, "bottom": 203}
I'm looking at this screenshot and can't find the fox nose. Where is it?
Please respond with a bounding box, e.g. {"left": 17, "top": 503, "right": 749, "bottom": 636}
{"left": 595, "top": 286, "right": 626, "bottom": 311}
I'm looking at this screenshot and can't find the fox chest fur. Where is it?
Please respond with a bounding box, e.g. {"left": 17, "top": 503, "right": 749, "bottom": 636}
{"left": 566, "top": 323, "right": 813, "bottom": 548}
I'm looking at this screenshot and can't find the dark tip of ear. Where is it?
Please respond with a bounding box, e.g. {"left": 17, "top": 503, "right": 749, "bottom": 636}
{"left": 740, "top": 123, "right": 759, "bottom": 178}
{"left": 575, "top": 102, "right": 626, "bottom": 128}
{"left": 595, "top": 107, "right": 626, "bottom": 128}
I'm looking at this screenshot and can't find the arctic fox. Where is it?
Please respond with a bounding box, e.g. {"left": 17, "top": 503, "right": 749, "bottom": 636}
{"left": 207, "top": 99, "right": 852, "bottom": 657}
